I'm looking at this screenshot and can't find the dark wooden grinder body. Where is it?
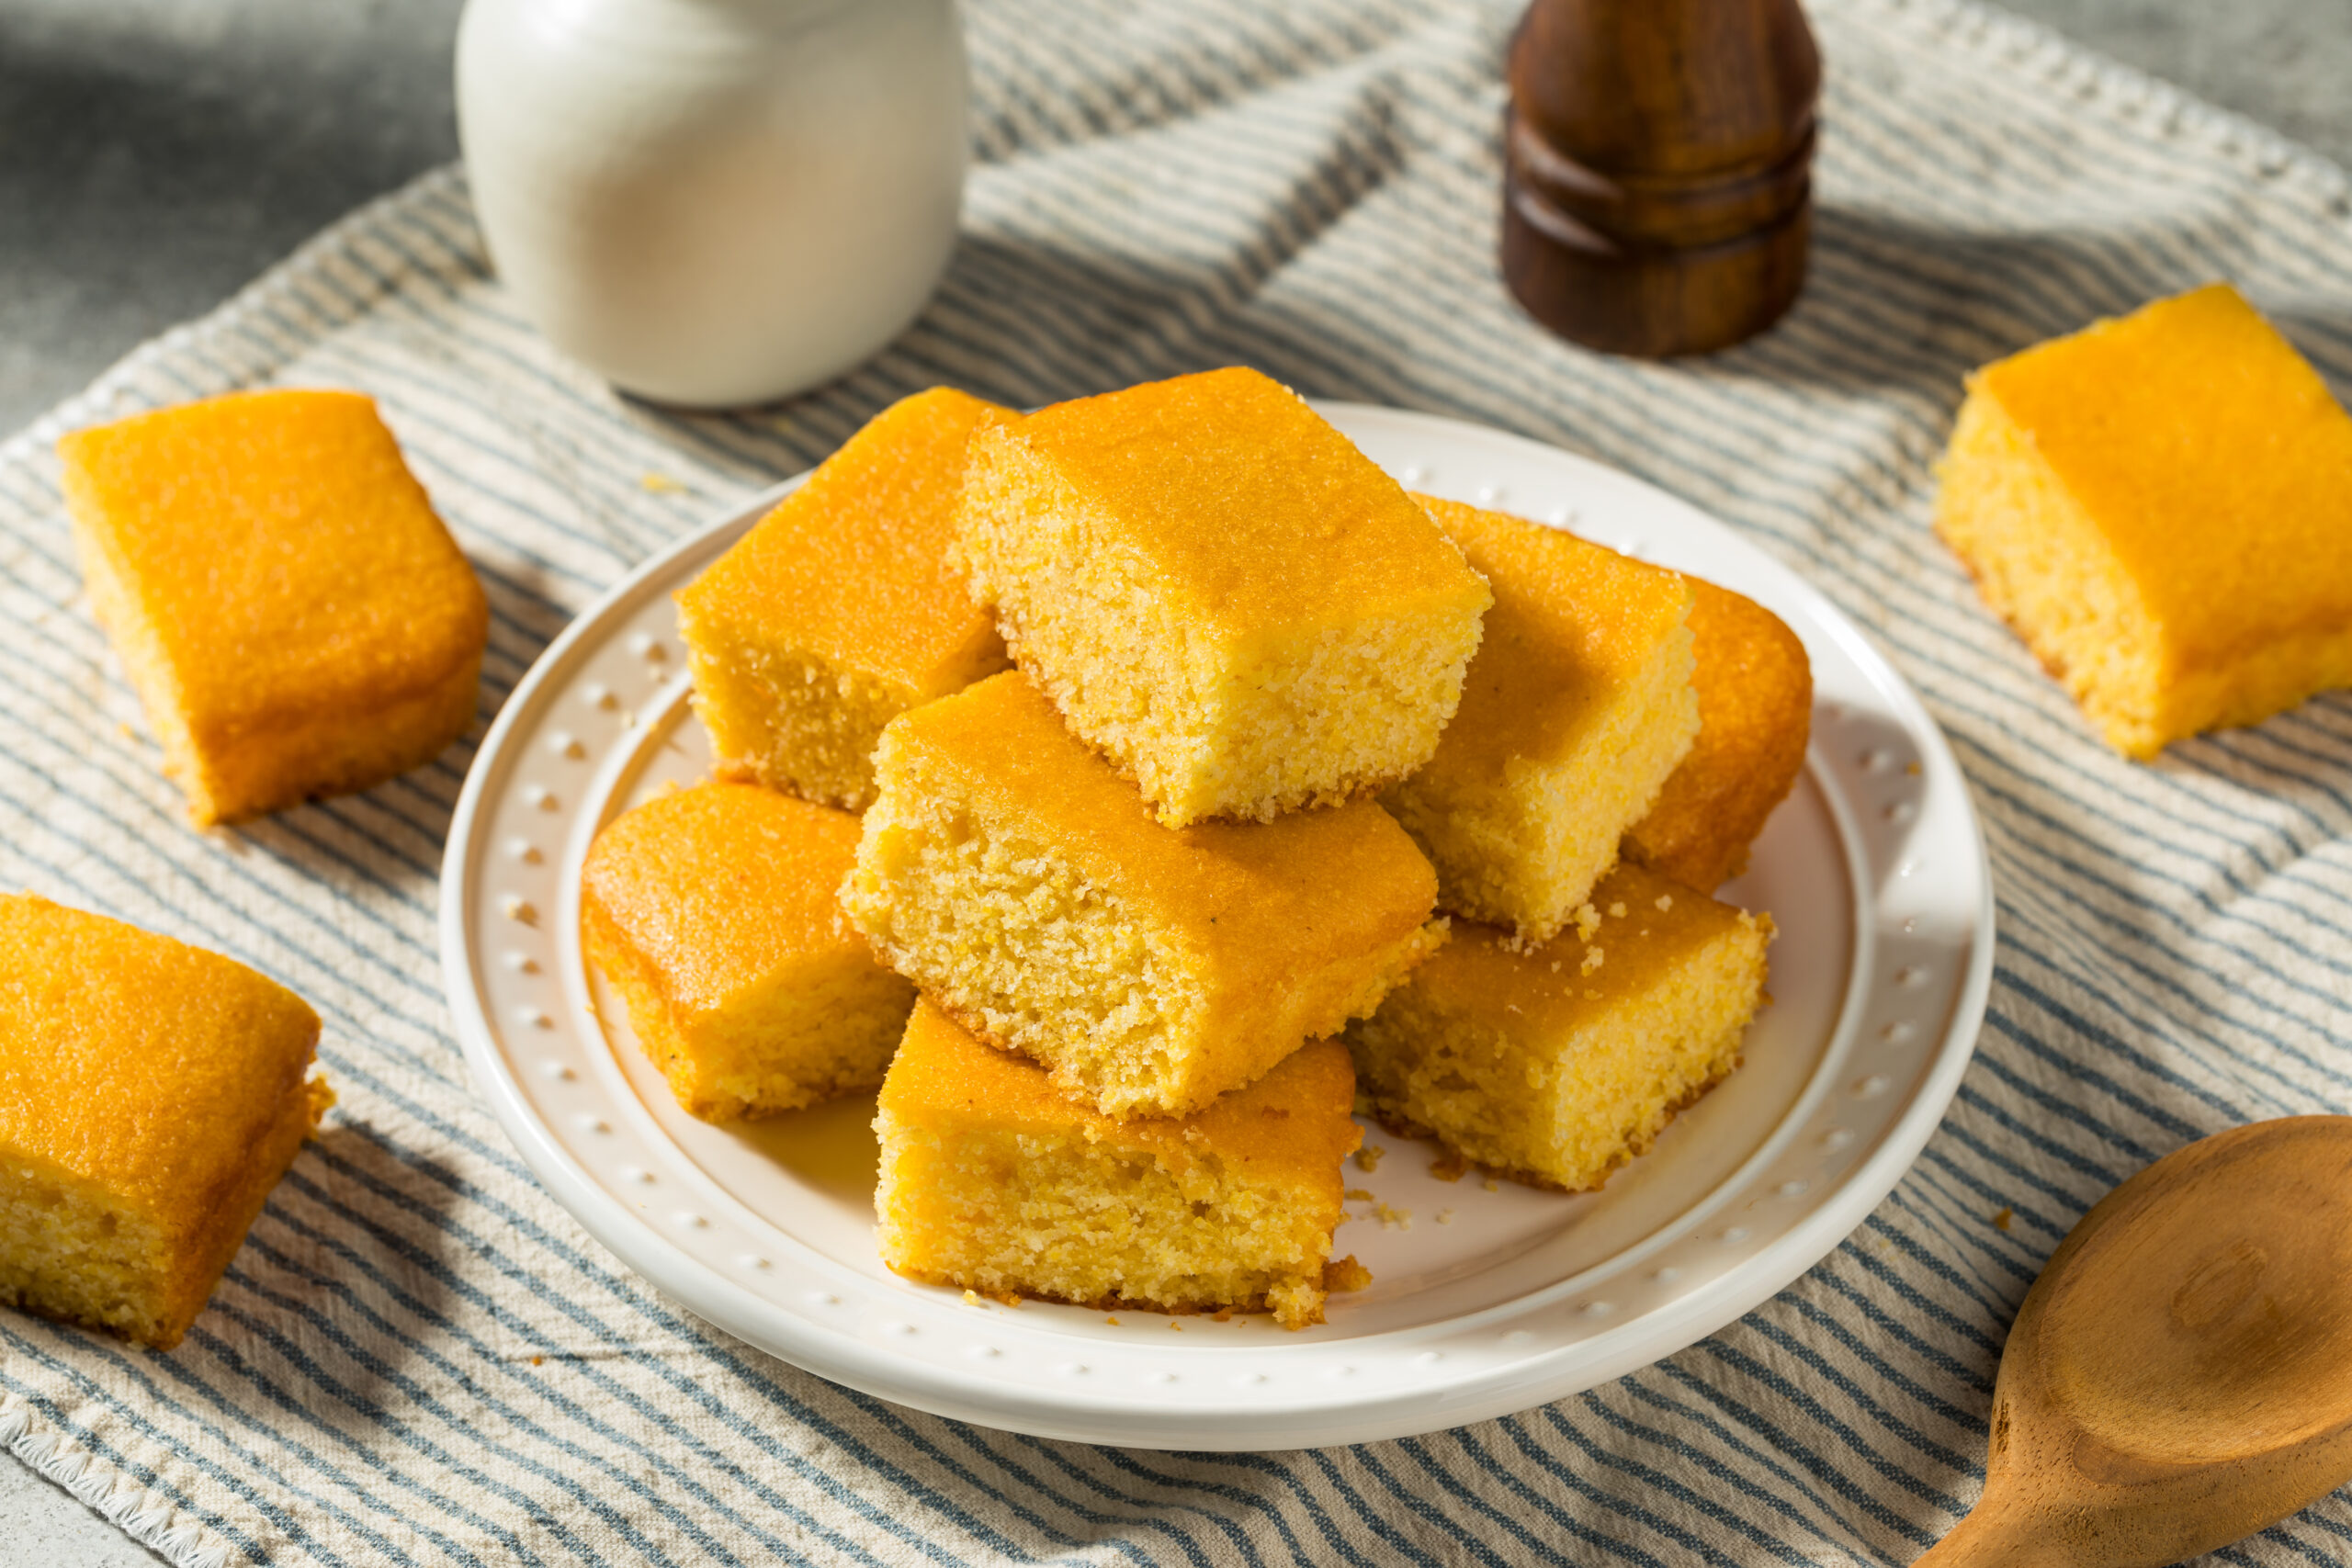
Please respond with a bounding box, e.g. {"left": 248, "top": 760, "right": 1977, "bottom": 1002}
{"left": 1502, "top": 0, "right": 1821, "bottom": 357}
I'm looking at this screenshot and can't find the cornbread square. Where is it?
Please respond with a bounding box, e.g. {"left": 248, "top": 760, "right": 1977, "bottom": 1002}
{"left": 677, "top": 388, "right": 1013, "bottom": 810}
{"left": 0, "top": 893, "right": 330, "bottom": 1348}
{"left": 57, "top": 389, "right": 489, "bottom": 826}
{"left": 1347, "top": 862, "right": 1769, "bottom": 1191}
{"left": 1623, "top": 578, "right": 1813, "bottom": 892}
{"left": 958, "top": 367, "right": 1492, "bottom": 827}
{"left": 876, "top": 1001, "right": 1361, "bottom": 1327}
{"left": 582, "top": 781, "right": 914, "bottom": 1122}
{"left": 1936, "top": 283, "right": 2352, "bottom": 758}
{"left": 841, "top": 671, "right": 1444, "bottom": 1118}
{"left": 1385, "top": 496, "right": 1699, "bottom": 945}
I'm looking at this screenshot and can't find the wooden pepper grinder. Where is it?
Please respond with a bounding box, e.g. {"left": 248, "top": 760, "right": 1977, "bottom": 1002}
{"left": 1501, "top": 0, "right": 1820, "bottom": 357}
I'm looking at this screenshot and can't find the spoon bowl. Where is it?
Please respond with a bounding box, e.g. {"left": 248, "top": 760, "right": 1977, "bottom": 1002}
{"left": 1922, "top": 1116, "right": 2352, "bottom": 1567}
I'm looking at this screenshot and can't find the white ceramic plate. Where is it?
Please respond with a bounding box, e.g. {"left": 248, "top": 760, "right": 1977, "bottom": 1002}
{"left": 441, "top": 404, "right": 1993, "bottom": 1450}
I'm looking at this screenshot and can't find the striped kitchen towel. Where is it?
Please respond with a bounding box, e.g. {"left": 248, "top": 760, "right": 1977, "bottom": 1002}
{"left": 6, "top": 0, "right": 2352, "bottom": 1562}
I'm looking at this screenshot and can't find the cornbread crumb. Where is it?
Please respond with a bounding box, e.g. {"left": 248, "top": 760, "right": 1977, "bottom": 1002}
{"left": 1436, "top": 1209, "right": 1455, "bottom": 1225}
{"left": 1354, "top": 1145, "right": 1385, "bottom": 1173}
{"left": 1430, "top": 1149, "right": 1470, "bottom": 1183}
{"left": 1374, "top": 1203, "right": 1412, "bottom": 1231}
{"left": 1657, "top": 896, "right": 1674, "bottom": 911}
{"left": 56, "top": 389, "right": 488, "bottom": 826}
{"left": 1575, "top": 905, "right": 1602, "bottom": 942}
{"left": 1388, "top": 496, "right": 1698, "bottom": 943}
{"left": 1581, "top": 947, "right": 1605, "bottom": 976}
{"left": 582, "top": 782, "right": 914, "bottom": 1122}
{"left": 876, "top": 1005, "right": 1358, "bottom": 1328}
{"left": 1934, "top": 283, "right": 2352, "bottom": 757}
{"left": 963, "top": 1288, "right": 981, "bottom": 1305}
{"left": 958, "top": 368, "right": 1492, "bottom": 827}
{"left": 1343, "top": 1188, "right": 1375, "bottom": 1202}
{"left": 1325, "top": 1256, "right": 1373, "bottom": 1293}
{"left": 842, "top": 672, "right": 1442, "bottom": 1117}
{"left": 1609, "top": 902, "right": 1627, "bottom": 919}
{"left": 0, "top": 893, "right": 331, "bottom": 1348}
{"left": 1347, "top": 861, "right": 1770, "bottom": 1191}
{"left": 678, "top": 388, "right": 1012, "bottom": 809}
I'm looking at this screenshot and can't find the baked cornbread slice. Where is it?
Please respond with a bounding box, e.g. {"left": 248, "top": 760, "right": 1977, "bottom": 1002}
{"left": 1385, "top": 496, "right": 1699, "bottom": 945}
{"left": 1623, "top": 578, "right": 1813, "bottom": 892}
{"left": 1346, "top": 862, "right": 1769, "bottom": 1191}
{"left": 57, "top": 389, "right": 489, "bottom": 826}
{"left": 0, "top": 893, "right": 331, "bottom": 1348}
{"left": 957, "top": 367, "right": 1492, "bottom": 827}
{"left": 677, "top": 388, "right": 1014, "bottom": 810}
{"left": 582, "top": 781, "right": 914, "bottom": 1122}
{"left": 841, "top": 671, "right": 1444, "bottom": 1118}
{"left": 876, "top": 1001, "right": 1360, "bottom": 1327}
{"left": 1936, "top": 283, "right": 2352, "bottom": 758}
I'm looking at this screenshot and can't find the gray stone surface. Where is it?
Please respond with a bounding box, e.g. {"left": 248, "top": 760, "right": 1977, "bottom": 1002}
{"left": 1, "top": 0, "right": 2346, "bottom": 1562}
{"left": 0, "top": 1454, "right": 173, "bottom": 1567}
{"left": 2011, "top": 0, "right": 2352, "bottom": 170}
{"left": 0, "top": 0, "right": 462, "bottom": 436}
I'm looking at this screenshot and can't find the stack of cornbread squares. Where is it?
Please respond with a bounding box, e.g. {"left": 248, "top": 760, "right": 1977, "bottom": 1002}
{"left": 584, "top": 367, "right": 1808, "bottom": 1328}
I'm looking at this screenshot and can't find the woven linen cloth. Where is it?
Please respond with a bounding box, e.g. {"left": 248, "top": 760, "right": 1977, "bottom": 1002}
{"left": 6, "top": 0, "right": 2352, "bottom": 1562}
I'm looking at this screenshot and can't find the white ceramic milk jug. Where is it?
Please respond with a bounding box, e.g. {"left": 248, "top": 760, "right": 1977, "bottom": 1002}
{"left": 456, "top": 0, "right": 967, "bottom": 408}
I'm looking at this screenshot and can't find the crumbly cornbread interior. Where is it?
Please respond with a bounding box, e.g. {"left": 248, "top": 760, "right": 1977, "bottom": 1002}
{"left": 1934, "top": 283, "right": 2352, "bottom": 758}
{"left": 841, "top": 672, "right": 1443, "bottom": 1117}
{"left": 582, "top": 782, "right": 913, "bottom": 1122}
{"left": 0, "top": 893, "right": 330, "bottom": 1348}
{"left": 678, "top": 387, "right": 1012, "bottom": 809}
{"left": 1385, "top": 495, "right": 1698, "bottom": 944}
{"left": 957, "top": 367, "right": 1491, "bottom": 827}
{"left": 1347, "top": 862, "right": 1768, "bottom": 1191}
{"left": 56, "top": 389, "right": 488, "bottom": 826}
{"left": 875, "top": 1003, "right": 1359, "bottom": 1327}
{"left": 1622, "top": 577, "right": 1812, "bottom": 893}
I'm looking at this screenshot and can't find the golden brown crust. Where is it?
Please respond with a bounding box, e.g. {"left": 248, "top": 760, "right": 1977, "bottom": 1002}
{"left": 1622, "top": 578, "right": 1812, "bottom": 894}
{"left": 0, "top": 893, "right": 327, "bottom": 1348}
{"left": 676, "top": 388, "right": 1011, "bottom": 690}
{"left": 880, "top": 1002, "right": 1360, "bottom": 1175}
{"left": 57, "top": 389, "right": 488, "bottom": 826}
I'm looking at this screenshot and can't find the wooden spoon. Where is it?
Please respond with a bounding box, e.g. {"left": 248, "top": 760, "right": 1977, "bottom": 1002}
{"left": 1920, "top": 1116, "right": 2352, "bottom": 1566}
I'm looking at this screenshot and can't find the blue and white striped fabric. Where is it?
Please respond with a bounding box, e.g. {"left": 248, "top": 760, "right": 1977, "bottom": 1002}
{"left": 5, "top": 0, "right": 2352, "bottom": 1561}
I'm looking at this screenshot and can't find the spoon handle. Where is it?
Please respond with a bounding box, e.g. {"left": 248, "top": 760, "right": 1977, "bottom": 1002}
{"left": 1914, "top": 1500, "right": 2074, "bottom": 1568}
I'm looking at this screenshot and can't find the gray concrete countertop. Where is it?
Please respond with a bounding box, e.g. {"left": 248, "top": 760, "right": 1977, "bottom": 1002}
{"left": 2, "top": 1, "right": 2347, "bottom": 1562}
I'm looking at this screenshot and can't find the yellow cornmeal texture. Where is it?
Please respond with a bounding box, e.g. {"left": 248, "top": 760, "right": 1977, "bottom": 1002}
{"left": 958, "top": 367, "right": 1492, "bottom": 828}
{"left": 1936, "top": 283, "right": 2352, "bottom": 759}
{"left": 582, "top": 782, "right": 914, "bottom": 1122}
{"left": 56, "top": 389, "right": 489, "bottom": 827}
{"left": 1346, "top": 862, "right": 1769, "bottom": 1191}
{"left": 677, "top": 388, "right": 1014, "bottom": 810}
{"left": 841, "top": 671, "right": 1445, "bottom": 1118}
{"left": 875, "top": 1002, "right": 1360, "bottom": 1327}
{"left": 1384, "top": 496, "right": 1698, "bottom": 945}
{"left": 1622, "top": 577, "right": 1813, "bottom": 892}
{"left": 0, "top": 894, "right": 332, "bottom": 1348}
